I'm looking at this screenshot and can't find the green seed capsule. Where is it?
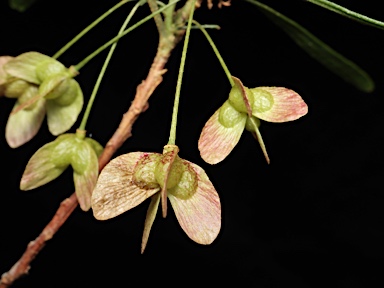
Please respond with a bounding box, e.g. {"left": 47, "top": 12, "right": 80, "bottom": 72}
{"left": 50, "top": 134, "right": 74, "bottom": 168}
{"left": 155, "top": 154, "right": 183, "bottom": 189}
{"left": 228, "top": 85, "right": 254, "bottom": 113}
{"left": 39, "top": 73, "right": 70, "bottom": 100}
{"left": 250, "top": 88, "right": 274, "bottom": 113}
{"left": 52, "top": 78, "right": 78, "bottom": 106}
{"left": 4, "top": 79, "right": 31, "bottom": 98}
{"left": 133, "top": 153, "right": 160, "bottom": 189}
{"left": 168, "top": 162, "right": 198, "bottom": 200}
{"left": 17, "top": 85, "right": 39, "bottom": 111}
{"left": 36, "top": 60, "right": 67, "bottom": 82}
{"left": 218, "top": 100, "right": 246, "bottom": 128}
{"left": 70, "top": 138, "right": 91, "bottom": 175}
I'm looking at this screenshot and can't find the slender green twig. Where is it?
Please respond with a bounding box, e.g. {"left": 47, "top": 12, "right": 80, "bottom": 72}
{"left": 306, "top": 0, "right": 384, "bottom": 30}
{"left": 168, "top": 0, "right": 196, "bottom": 145}
{"left": 180, "top": 24, "right": 220, "bottom": 30}
{"left": 53, "top": 0, "right": 133, "bottom": 59}
{"left": 74, "top": 0, "right": 180, "bottom": 71}
{"left": 193, "top": 20, "right": 234, "bottom": 86}
{"left": 78, "top": 0, "right": 145, "bottom": 131}
{"left": 164, "top": 0, "right": 177, "bottom": 32}
{"left": 75, "top": 0, "right": 180, "bottom": 71}
{"left": 147, "top": 0, "right": 164, "bottom": 32}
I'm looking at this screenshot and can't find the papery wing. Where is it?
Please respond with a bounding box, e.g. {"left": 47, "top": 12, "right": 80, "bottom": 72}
{"left": 6, "top": 94, "right": 46, "bottom": 148}
{"left": 92, "top": 152, "right": 160, "bottom": 220}
{"left": 20, "top": 141, "right": 67, "bottom": 190}
{"left": 141, "top": 193, "right": 160, "bottom": 254}
{"left": 4, "top": 52, "right": 52, "bottom": 84}
{"left": 198, "top": 109, "right": 245, "bottom": 164}
{"left": 168, "top": 160, "right": 221, "bottom": 245}
{"left": 46, "top": 79, "right": 83, "bottom": 135}
{"left": 73, "top": 142, "right": 99, "bottom": 212}
{"left": 252, "top": 87, "right": 308, "bottom": 122}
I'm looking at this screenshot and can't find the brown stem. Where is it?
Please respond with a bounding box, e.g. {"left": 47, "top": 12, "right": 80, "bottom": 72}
{"left": 0, "top": 1, "right": 200, "bottom": 287}
{"left": 0, "top": 194, "right": 78, "bottom": 288}
{"left": 99, "top": 36, "right": 178, "bottom": 166}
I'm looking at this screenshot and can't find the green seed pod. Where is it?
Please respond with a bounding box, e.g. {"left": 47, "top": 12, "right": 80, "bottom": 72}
{"left": 39, "top": 73, "right": 70, "bottom": 100}
{"left": 245, "top": 116, "right": 261, "bottom": 132}
{"left": 168, "top": 162, "right": 198, "bottom": 200}
{"left": 52, "top": 78, "right": 78, "bottom": 106}
{"left": 36, "top": 59, "right": 67, "bottom": 82}
{"left": 155, "top": 154, "right": 184, "bottom": 190}
{"left": 70, "top": 138, "right": 92, "bottom": 174}
{"left": 50, "top": 134, "right": 75, "bottom": 168}
{"left": 218, "top": 100, "right": 246, "bottom": 128}
{"left": 250, "top": 87, "right": 274, "bottom": 113}
{"left": 17, "top": 85, "right": 40, "bottom": 111}
{"left": 133, "top": 153, "right": 160, "bottom": 189}
{"left": 228, "top": 85, "right": 254, "bottom": 113}
{"left": 4, "top": 79, "right": 31, "bottom": 98}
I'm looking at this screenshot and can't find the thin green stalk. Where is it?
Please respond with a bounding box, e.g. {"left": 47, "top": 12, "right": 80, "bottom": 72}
{"left": 78, "top": 0, "right": 145, "bottom": 131}
{"left": 306, "top": 0, "right": 384, "bottom": 30}
{"left": 180, "top": 24, "right": 220, "bottom": 30}
{"left": 53, "top": 0, "right": 133, "bottom": 59}
{"left": 74, "top": 0, "right": 180, "bottom": 71}
{"left": 147, "top": 0, "right": 164, "bottom": 32}
{"left": 168, "top": 0, "right": 196, "bottom": 145}
{"left": 193, "top": 20, "right": 234, "bottom": 87}
{"left": 164, "top": 0, "right": 177, "bottom": 32}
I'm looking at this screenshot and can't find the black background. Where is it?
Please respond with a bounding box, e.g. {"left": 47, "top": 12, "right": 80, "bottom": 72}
{"left": 1, "top": 0, "right": 384, "bottom": 287}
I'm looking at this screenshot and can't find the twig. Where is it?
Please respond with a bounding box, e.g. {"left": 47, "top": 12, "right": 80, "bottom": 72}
{"left": 0, "top": 1, "right": 200, "bottom": 287}
{"left": 147, "top": 0, "right": 164, "bottom": 32}
{"left": 0, "top": 194, "right": 78, "bottom": 288}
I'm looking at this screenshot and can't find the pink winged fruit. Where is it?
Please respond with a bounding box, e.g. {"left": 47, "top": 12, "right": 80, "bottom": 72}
{"left": 0, "top": 52, "right": 83, "bottom": 147}
{"left": 20, "top": 130, "right": 103, "bottom": 211}
{"left": 91, "top": 144, "right": 221, "bottom": 253}
{"left": 198, "top": 76, "right": 308, "bottom": 164}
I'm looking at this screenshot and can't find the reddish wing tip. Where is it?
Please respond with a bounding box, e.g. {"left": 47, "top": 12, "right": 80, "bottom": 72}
{"left": 253, "top": 87, "right": 308, "bottom": 123}
{"left": 168, "top": 160, "right": 221, "bottom": 245}
{"left": 198, "top": 110, "right": 245, "bottom": 164}
{"left": 91, "top": 152, "right": 160, "bottom": 220}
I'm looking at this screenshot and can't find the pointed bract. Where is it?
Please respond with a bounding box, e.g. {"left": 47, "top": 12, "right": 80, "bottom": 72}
{"left": 168, "top": 160, "right": 221, "bottom": 244}
{"left": 251, "top": 87, "right": 308, "bottom": 122}
{"left": 155, "top": 145, "right": 180, "bottom": 218}
{"left": 141, "top": 193, "right": 161, "bottom": 254}
{"left": 198, "top": 108, "right": 246, "bottom": 164}
{"left": 92, "top": 153, "right": 160, "bottom": 220}
{"left": 72, "top": 141, "right": 100, "bottom": 211}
